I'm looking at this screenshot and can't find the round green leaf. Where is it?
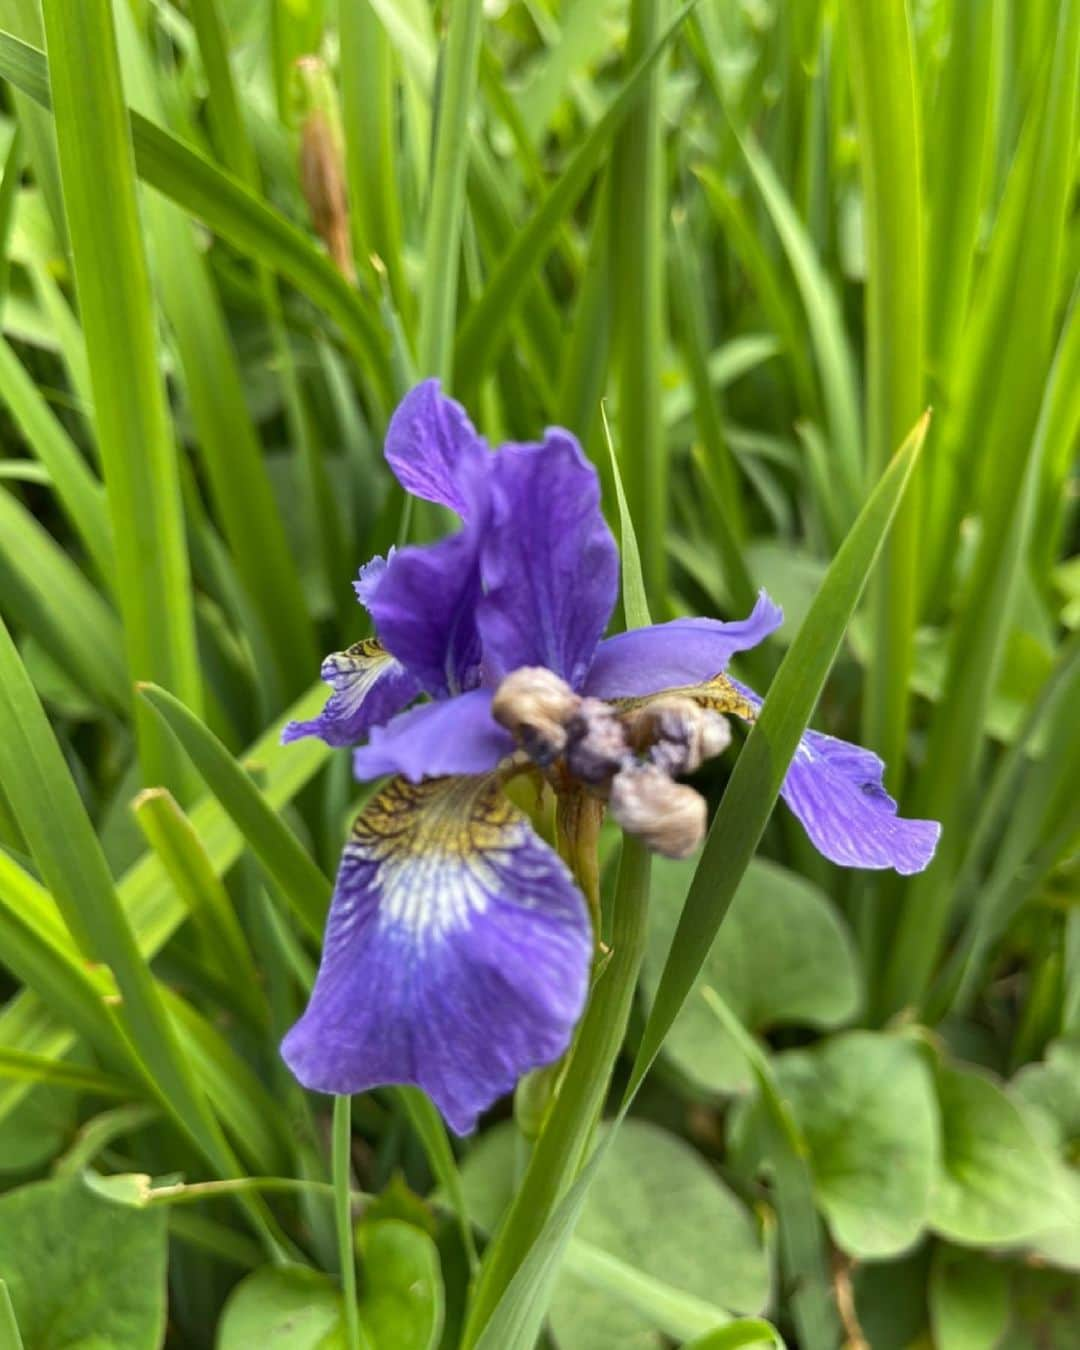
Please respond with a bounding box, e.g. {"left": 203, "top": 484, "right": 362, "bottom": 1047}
{"left": 0, "top": 1174, "right": 167, "bottom": 1349}
{"left": 642, "top": 855, "right": 860, "bottom": 1095}
{"left": 216, "top": 1266, "right": 348, "bottom": 1349}
{"left": 355, "top": 1219, "right": 444, "bottom": 1350}
{"left": 929, "top": 1064, "right": 1067, "bottom": 1247}
{"left": 1010, "top": 1037, "right": 1080, "bottom": 1158}
{"left": 929, "top": 1246, "right": 1010, "bottom": 1350}
{"left": 753, "top": 1032, "right": 939, "bottom": 1259}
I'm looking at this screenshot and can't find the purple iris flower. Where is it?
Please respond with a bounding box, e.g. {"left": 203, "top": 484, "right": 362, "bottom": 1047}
{"left": 280, "top": 380, "right": 940, "bottom": 1134}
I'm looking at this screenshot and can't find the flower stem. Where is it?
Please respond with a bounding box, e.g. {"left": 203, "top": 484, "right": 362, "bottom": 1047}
{"left": 461, "top": 835, "right": 652, "bottom": 1346}
{"left": 333, "top": 1094, "right": 361, "bottom": 1349}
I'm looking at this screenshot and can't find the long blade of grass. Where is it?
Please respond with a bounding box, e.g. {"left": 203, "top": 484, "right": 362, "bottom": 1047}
{"left": 882, "top": 6, "right": 1080, "bottom": 1015}
{"left": 113, "top": 3, "right": 317, "bottom": 706}
{"left": 136, "top": 682, "right": 331, "bottom": 939}
{"left": 611, "top": 0, "right": 668, "bottom": 601}
{"left": 0, "top": 611, "right": 236, "bottom": 1177}
{"left": 630, "top": 412, "right": 929, "bottom": 1090}
{"left": 41, "top": 0, "right": 201, "bottom": 789}
{"left": 846, "top": 0, "right": 925, "bottom": 791}
{"left": 416, "top": 0, "right": 484, "bottom": 380}
{"left": 0, "top": 1280, "right": 23, "bottom": 1350}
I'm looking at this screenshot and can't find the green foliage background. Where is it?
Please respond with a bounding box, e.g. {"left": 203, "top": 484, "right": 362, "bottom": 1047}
{"left": 0, "top": 0, "right": 1076, "bottom": 1346}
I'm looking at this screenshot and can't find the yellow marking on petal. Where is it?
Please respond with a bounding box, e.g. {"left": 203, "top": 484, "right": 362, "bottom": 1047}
{"left": 348, "top": 776, "right": 537, "bottom": 940}
{"left": 615, "top": 672, "right": 756, "bottom": 722}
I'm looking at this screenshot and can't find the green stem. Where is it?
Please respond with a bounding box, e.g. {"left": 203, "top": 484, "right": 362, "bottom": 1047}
{"left": 334, "top": 1095, "right": 361, "bottom": 1350}
{"left": 462, "top": 836, "right": 652, "bottom": 1347}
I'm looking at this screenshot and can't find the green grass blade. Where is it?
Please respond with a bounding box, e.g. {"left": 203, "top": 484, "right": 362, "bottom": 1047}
{"left": 735, "top": 130, "right": 863, "bottom": 523}
{"left": 131, "top": 788, "right": 266, "bottom": 1030}
{"left": 883, "top": 5, "right": 1080, "bottom": 1015}
{"left": 628, "top": 412, "right": 929, "bottom": 1094}
{"left": 137, "top": 682, "right": 331, "bottom": 940}
{"left": 0, "top": 334, "right": 115, "bottom": 584}
{"left": 113, "top": 5, "right": 317, "bottom": 706}
{"left": 0, "top": 1280, "right": 23, "bottom": 1350}
{"left": 600, "top": 403, "right": 652, "bottom": 630}
{"left": 611, "top": 0, "right": 668, "bottom": 601}
{"left": 41, "top": 0, "right": 200, "bottom": 787}
{"left": 923, "top": 0, "right": 1001, "bottom": 382}
{"left": 399, "top": 1086, "right": 479, "bottom": 1274}
{"left": 0, "top": 611, "right": 235, "bottom": 1177}
{"left": 0, "top": 1047, "right": 132, "bottom": 1098}
{"left": 452, "top": 0, "right": 699, "bottom": 394}
{"left": 416, "top": 0, "right": 484, "bottom": 380}
{"left": 0, "top": 489, "right": 128, "bottom": 713}
{"left": 846, "top": 0, "right": 925, "bottom": 791}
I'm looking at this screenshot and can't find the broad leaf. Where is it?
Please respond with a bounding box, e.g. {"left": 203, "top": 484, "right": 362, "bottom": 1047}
{"left": 642, "top": 856, "right": 860, "bottom": 1094}
{"left": 0, "top": 1175, "right": 167, "bottom": 1348}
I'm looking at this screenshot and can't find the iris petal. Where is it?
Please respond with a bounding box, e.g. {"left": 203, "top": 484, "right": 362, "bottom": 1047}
{"left": 478, "top": 432, "right": 618, "bottom": 690}
{"left": 367, "top": 529, "right": 485, "bottom": 697}
{"left": 730, "top": 680, "right": 940, "bottom": 875}
{"left": 384, "top": 378, "right": 489, "bottom": 519}
{"left": 584, "top": 592, "right": 783, "bottom": 699}
{"left": 282, "top": 639, "right": 419, "bottom": 748}
{"left": 281, "top": 775, "right": 592, "bottom": 1134}
{"left": 352, "top": 688, "right": 515, "bottom": 783}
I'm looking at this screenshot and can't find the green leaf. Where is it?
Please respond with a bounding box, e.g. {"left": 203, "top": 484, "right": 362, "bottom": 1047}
{"left": 929, "top": 1063, "right": 1067, "bottom": 1246}
{"left": 354, "top": 1219, "right": 444, "bottom": 1350}
{"left": 929, "top": 1247, "right": 1010, "bottom": 1350}
{"left": 629, "top": 413, "right": 929, "bottom": 1099}
{"left": 217, "top": 1266, "right": 350, "bottom": 1348}
{"left": 462, "top": 1120, "right": 770, "bottom": 1349}
{"left": 642, "top": 856, "right": 860, "bottom": 1095}
{"left": 600, "top": 403, "right": 651, "bottom": 630}
{"left": 0, "top": 1175, "right": 167, "bottom": 1348}
{"left": 41, "top": 0, "right": 201, "bottom": 787}
{"left": 1010, "top": 1037, "right": 1080, "bottom": 1158}
{"left": 735, "top": 1032, "right": 940, "bottom": 1259}
{"left": 0, "top": 1281, "right": 23, "bottom": 1350}
{"left": 137, "top": 682, "right": 330, "bottom": 940}
{"left": 217, "top": 1225, "right": 443, "bottom": 1350}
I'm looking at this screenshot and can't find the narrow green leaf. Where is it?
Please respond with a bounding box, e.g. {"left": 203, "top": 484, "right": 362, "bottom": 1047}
{"left": 41, "top": 0, "right": 201, "bottom": 787}
{"left": 847, "top": 0, "right": 925, "bottom": 790}
{"left": 611, "top": 0, "right": 668, "bottom": 599}
{"left": 0, "top": 1048, "right": 131, "bottom": 1100}
{"left": 0, "top": 1280, "right": 23, "bottom": 1350}
{"left": 599, "top": 403, "right": 651, "bottom": 630}
{"left": 0, "top": 334, "right": 114, "bottom": 584}
{"left": 131, "top": 788, "right": 265, "bottom": 1029}
{"left": 0, "top": 489, "right": 128, "bottom": 714}
{"left": 0, "top": 612, "right": 235, "bottom": 1178}
{"left": 629, "top": 411, "right": 928, "bottom": 1093}
{"left": 399, "top": 1087, "right": 478, "bottom": 1274}
{"left": 137, "top": 682, "right": 331, "bottom": 939}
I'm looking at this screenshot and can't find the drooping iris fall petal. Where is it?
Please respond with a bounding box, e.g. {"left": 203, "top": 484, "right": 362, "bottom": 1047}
{"left": 282, "top": 639, "right": 419, "bottom": 748}
{"left": 352, "top": 688, "right": 515, "bottom": 783}
{"left": 281, "top": 775, "right": 592, "bottom": 1134}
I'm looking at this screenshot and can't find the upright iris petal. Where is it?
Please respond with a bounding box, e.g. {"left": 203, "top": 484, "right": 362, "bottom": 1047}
{"left": 383, "top": 377, "right": 489, "bottom": 517}
{"left": 478, "top": 432, "right": 619, "bottom": 689}
{"left": 281, "top": 775, "right": 592, "bottom": 1135}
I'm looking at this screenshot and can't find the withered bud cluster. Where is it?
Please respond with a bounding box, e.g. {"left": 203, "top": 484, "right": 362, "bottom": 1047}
{"left": 492, "top": 670, "right": 731, "bottom": 860}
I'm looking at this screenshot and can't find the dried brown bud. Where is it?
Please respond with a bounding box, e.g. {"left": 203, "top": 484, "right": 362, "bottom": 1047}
{"left": 492, "top": 667, "right": 581, "bottom": 765}
{"left": 608, "top": 764, "right": 707, "bottom": 859}
{"left": 296, "top": 57, "right": 354, "bottom": 281}
{"left": 564, "top": 698, "right": 631, "bottom": 784}
{"left": 626, "top": 696, "right": 732, "bottom": 776}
